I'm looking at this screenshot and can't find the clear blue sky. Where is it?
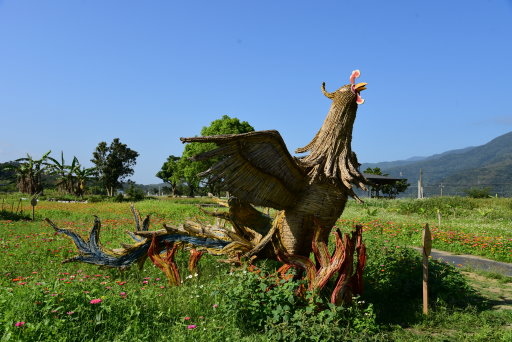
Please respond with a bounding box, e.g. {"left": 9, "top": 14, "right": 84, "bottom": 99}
{"left": 1, "top": 0, "right": 511, "bottom": 184}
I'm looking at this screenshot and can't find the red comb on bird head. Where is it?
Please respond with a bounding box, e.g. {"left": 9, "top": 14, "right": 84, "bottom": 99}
{"left": 350, "top": 70, "right": 361, "bottom": 85}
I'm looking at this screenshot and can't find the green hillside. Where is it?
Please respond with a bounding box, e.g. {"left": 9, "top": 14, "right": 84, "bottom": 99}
{"left": 361, "top": 131, "right": 512, "bottom": 197}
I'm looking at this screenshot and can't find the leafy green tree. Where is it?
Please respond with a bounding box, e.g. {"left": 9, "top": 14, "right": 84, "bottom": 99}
{"left": 0, "top": 162, "right": 18, "bottom": 192}
{"left": 381, "top": 179, "right": 409, "bottom": 198}
{"left": 179, "top": 115, "right": 254, "bottom": 196}
{"left": 91, "top": 138, "right": 139, "bottom": 196}
{"left": 179, "top": 148, "right": 205, "bottom": 197}
{"left": 156, "top": 155, "right": 182, "bottom": 197}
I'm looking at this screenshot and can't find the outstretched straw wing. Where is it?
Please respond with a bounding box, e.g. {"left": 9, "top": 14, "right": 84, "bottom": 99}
{"left": 181, "top": 130, "right": 306, "bottom": 209}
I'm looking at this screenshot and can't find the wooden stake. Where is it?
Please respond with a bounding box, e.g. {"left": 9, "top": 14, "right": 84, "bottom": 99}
{"left": 422, "top": 223, "right": 432, "bottom": 315}
{"left": 31, "top": 197, "right": 38, "bottom": 221}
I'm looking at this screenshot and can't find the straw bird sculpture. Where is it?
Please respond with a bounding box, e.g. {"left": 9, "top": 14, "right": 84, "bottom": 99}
{"left": 47, "top": 70, "right": 369, "bottom": 304}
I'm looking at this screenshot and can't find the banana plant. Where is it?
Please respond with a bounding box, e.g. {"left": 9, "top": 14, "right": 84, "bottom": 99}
{"left": 47, "top": 151, "right": 74, "bottom": 194}
{"left": 13, "top": 151, "right": 52, "bottom": 195}
{"left": 73, "top": 162, "right": 97, "bottom": 197}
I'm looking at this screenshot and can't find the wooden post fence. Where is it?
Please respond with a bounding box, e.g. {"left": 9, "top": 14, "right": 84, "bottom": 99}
{"left": 422, "top": 223, "right": 432, "bottom": 315}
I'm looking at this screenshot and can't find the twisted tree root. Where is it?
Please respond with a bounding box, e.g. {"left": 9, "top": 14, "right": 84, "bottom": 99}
{"left": 277, "top": 224, "right": 366, "bottom": 305}
{"left": 148, "top": 236, "right": 181, "bottom": 286}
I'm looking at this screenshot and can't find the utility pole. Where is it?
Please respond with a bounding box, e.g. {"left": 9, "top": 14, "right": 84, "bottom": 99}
{"left": 439, "top": 183, "right": 444, "bottom": 197}
{"left": 418, "top": 169, "right": 424, "bottom": 199}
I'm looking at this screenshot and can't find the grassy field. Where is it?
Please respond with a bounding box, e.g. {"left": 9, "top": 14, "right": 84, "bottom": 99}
{"left": 341, "top": 197, "right": 512, "bottom": 263}
{"left": 0, "top": 195, "right": 511, "bottom": 341}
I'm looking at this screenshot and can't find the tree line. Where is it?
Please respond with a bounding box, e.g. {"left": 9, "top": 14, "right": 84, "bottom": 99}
{"left": 1, "top": 138, "right": 138, "bottom": 197}
{"left": 0, "top": 115, "right": 253, "bottom": 198}
{"left": 2, "top": 115, "right": 410, "bottom": 199}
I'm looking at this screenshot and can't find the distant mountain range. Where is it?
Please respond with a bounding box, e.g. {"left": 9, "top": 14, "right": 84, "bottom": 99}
{"left": 360, "top": 131, "right": 512, "bottom": 197}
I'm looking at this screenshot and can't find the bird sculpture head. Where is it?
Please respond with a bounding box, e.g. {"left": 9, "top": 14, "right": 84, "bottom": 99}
{"left": 321, "top": 69, "right": 367, "bottom": 105}
{"left": 296, "top": 70, "right": 368, "bottom": 196}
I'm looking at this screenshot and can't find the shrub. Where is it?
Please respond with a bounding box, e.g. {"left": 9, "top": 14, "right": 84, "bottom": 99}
{"left": 464, "top": 187, "right": 491, "bottom": 198}
{"left": 364, "top": 241, "right": 483, "bottom": 324}
{"left": 216, "top": 265, "right": 379, "bottom": 341}
{"left": 126, "top": 184, "right": 145, "bottom": 201}
{"left": 114, "top": 193, "right": 125, "bottom": 202}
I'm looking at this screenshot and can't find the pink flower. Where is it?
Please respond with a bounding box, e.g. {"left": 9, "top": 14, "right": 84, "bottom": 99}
{"left": 89, "top": 298, "right": 102, "bottom": 304}
{"left": 67, "top": 311, "right": 75, "bottom": 315}
{"left": 119, "top": 292, "right": 127, "bottom": 297}
{"left": 14, "top": 321, "right": 26, "bottom": 327}
{"left": 187, "top": 324, "right": 197, "bottom": 329}
{"left": 184, "top": 316, "right": 191, "bottom": 320}
{"left": 142, "top": 280, "right": 149, "bottom": 284}
{"left": 212, "top": 304, "right": 219, "bottom": 308}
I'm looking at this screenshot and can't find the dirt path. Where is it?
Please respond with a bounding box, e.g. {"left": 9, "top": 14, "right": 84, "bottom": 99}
{"left": 412, "top": 247, "right": 512, "bottom": 310}
{"left": 461, "top": 271, "right": 512, "bottom": 310}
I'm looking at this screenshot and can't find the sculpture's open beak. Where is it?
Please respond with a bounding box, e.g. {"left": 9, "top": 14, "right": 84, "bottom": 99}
{"left": 352, "top": 82, "right": 367, "bottom": 104}
{"left": 354, "top": 82, "right": 367, "bottom": 92}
